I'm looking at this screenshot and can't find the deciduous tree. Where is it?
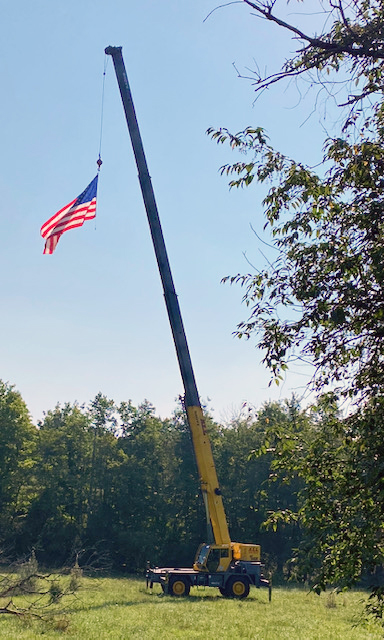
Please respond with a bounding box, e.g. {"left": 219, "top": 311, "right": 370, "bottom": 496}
{"left": 0, "top": 381, "right": 36, "bottom": 547}
{"left": 209, "top": 0, "right": 384, "bottom": 616}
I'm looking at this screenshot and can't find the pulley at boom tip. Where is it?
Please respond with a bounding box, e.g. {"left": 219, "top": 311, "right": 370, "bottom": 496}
{"left": 105, "top": 46, "right": 122, "bottom": 56}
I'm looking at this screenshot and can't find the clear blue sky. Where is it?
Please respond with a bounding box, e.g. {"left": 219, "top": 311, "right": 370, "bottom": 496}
{"left": 1, "top": 1, "right": 328, "bottom": 424}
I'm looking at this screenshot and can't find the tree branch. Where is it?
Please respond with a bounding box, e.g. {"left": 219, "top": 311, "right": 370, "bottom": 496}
{"left": 242, "top": 0, "right": 384, "bottom": 60}
{"left": 0, "top": 601, "right": 23, "bottom": 616}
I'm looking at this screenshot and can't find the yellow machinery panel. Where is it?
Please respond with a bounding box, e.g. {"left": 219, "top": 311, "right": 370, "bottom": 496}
{"left": 232, "top": 543, "right": 261, "bottom": 562}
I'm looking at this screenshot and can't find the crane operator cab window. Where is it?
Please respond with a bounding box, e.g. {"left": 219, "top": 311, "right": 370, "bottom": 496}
{"left": 206, "top": 548, "right": 221, "bottom": 573}
{"left": 195, "top": 545, "right": 230, "bottom": 573}
{"left": 195, "top": 544, "right": 210, "bottom": 570}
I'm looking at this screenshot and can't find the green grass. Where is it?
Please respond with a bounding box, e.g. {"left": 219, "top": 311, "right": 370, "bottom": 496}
{"left": 0, "top": 576, "right": 382, "bottom": 639}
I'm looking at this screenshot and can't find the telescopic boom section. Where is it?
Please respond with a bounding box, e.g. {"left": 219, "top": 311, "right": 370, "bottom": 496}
{"left": 105, "top": 46, "right": 230, "bottom": 546}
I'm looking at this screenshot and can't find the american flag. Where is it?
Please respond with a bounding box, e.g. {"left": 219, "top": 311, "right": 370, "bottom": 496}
{"left": 41, "top": 175, "right": 98, "bottom": 254}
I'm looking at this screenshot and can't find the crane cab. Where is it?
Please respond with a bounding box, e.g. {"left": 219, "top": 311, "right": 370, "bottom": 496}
{"left": 193, "top": 541, "right": 261, "bottom": 573}
{"left": 194, "top": 543, "right": 232, "bottom": 573}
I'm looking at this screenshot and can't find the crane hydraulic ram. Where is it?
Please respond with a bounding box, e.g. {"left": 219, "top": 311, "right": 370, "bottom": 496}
{"left": 106, "top": 46, "right": 270, "bottom": 600}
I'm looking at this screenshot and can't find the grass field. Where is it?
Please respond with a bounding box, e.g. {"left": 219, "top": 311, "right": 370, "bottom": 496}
{"left": 0, "top": 576, "right": 383, "bottom": 639}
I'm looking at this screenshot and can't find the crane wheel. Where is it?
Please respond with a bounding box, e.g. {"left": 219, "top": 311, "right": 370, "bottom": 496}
{"left": 225, "top": 577, "right": 250, "bottom": 599}
{"left": 169, "top": 577, "right": 190, "bottom": 597}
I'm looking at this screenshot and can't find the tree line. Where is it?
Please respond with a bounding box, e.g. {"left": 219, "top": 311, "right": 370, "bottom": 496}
{"left": 0, "top": 379, "right": 310, "bottom": 578}
{"left": 4, "top": 376, "right": 381, "bottom": 602}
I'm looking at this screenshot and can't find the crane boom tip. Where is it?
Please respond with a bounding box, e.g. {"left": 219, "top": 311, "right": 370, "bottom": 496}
{"left": 105, "top": 46, "right": 122, "bottom": 56}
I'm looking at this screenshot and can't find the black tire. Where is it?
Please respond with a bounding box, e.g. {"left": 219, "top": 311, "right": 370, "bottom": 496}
{"left": 219, "top": 586, "right": 227, "bottom": 596}
{"left": 225, "top": 577, "right": 250, "bottom": 599}
{"left": 169, "top": 576, "right": 191, "bottom": 597}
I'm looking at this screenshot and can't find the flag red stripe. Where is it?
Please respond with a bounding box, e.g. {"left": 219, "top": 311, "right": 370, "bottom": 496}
{"left": 41, "top": 198, "right": 97, "bottom": 238}
{"left": 43, "top": 234, "right": 62, "bottom": 255}
{"left": 40, "top": 199, "right": 76, "bottom": 237}
{"left": 46, "top": 202, "right": 96, "bottom": 235}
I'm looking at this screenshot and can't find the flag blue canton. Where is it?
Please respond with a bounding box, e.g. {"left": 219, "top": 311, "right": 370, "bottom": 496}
{"left": 74, "top": 175, "right": 98, "bottom": 206}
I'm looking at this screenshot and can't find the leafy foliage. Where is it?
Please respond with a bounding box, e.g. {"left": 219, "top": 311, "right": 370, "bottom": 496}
{"left": 0, "top": 381, "right": 36, "bottom": 547}
{"left": 253, "top": 395, "right": 384, "bottom": 605}
{"left": 208, "top": 0, "right": 384, "bottom": 621}
{"left": 209, "top": 112, "right": 384, "bottom": 399}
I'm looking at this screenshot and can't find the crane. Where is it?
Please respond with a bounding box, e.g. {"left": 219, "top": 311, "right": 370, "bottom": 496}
{"left": 105, "top": 46, "right": 270, "bottom": 600}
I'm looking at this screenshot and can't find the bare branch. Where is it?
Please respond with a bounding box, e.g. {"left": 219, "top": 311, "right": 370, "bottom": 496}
{"left": 204, "top": 1, "right": 243, "bottom": 23}
{"left": 242, "top": 0, "right": 384, "bottom": 59}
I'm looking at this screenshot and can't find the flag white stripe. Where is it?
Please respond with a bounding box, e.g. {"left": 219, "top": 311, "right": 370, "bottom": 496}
{"left": 40, "top": 201, "right": 75, "bottom": 238}
{"left": 42, "top": 198, "right": 96, "bottom": 238}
